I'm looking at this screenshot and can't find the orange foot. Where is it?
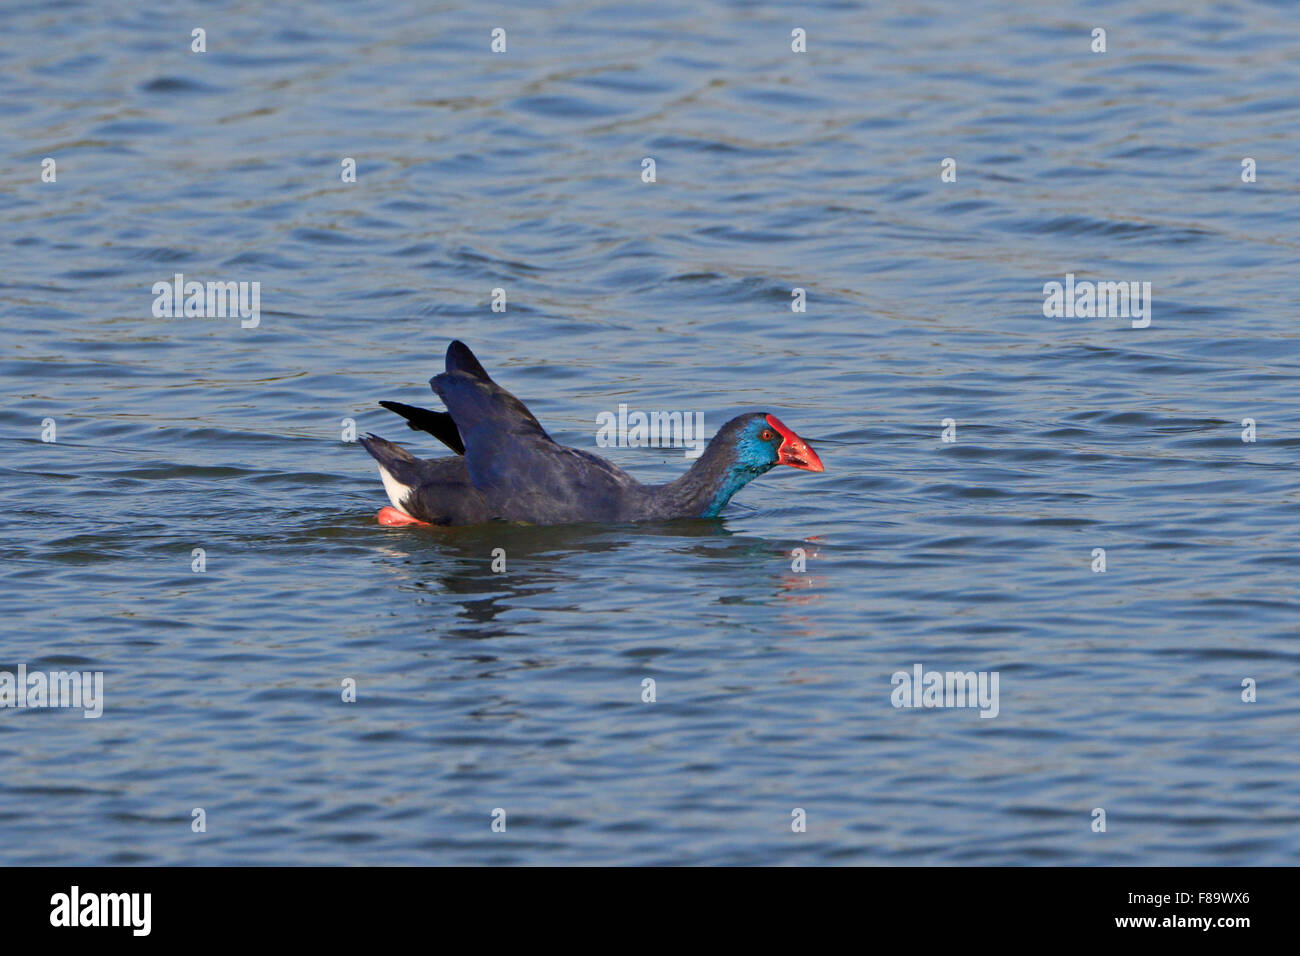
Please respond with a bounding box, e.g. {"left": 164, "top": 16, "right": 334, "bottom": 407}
{"left": 377, "top": 506, "right": 432, "bottom": 527}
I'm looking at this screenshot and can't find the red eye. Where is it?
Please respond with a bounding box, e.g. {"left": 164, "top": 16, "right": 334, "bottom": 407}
{"left": 760, "top": 429, "right": 776, "bottom": 441}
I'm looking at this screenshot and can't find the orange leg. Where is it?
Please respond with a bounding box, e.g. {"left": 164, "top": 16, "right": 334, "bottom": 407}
{"left": 377, "top": 506, "right": 433, "bottom": 527}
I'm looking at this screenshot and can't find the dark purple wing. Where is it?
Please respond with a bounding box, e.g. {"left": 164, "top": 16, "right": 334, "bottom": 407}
{"left": 429, "top": 346, "right": 639, "bottom": 523}
{"left": 445, "top": 339, "right": 493, "bottom": 382}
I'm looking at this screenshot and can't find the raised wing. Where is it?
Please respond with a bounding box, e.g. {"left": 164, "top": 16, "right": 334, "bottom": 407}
{"left": 429, "top": 347, "right": 636, "bottom": 522}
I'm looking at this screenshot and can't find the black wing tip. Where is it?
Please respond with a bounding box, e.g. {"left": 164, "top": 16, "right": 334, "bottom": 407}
{"left": 377, "top": 400, "right": 422, "bottom": 431}
{"left": 378, "top": 399, "right": 466, "bottom": 454}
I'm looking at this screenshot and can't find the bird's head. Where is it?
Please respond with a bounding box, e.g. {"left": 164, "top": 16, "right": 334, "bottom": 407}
{"left": 729, "top": 413, "right": 825, "bottom": 475}
{"left": 691, "top": 413, "right": 824, "bottom": 517}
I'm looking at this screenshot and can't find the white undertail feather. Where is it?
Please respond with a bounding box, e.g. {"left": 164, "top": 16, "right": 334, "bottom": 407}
{"left": 377, "top": 465, "right": 414, "bottom": 516}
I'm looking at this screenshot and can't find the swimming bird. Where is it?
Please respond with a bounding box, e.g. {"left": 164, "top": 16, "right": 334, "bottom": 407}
{"left": 359, "top": 341, "right": 824, "bottom": 527}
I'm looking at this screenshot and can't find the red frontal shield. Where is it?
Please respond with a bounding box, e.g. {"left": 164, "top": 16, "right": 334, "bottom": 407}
{"left": 766, "top": 415, "right": 824, "bottom": 472}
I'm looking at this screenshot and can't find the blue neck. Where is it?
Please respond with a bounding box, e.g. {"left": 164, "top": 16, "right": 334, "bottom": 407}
{"left": 701, "top": 463, "right": 767, "bottom": 517}
{"left": 656, "top": 422, "right": 776, "bottom": 519}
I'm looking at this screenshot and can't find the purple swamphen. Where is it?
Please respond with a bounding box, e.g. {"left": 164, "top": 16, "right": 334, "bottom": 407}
{"left": 359, "top": 341, "right": 824, "bottom": 527}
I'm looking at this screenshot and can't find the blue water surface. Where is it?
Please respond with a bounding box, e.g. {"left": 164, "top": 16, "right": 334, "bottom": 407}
{"left": 0, "top": 0, "right": 1297, "bottom": 864}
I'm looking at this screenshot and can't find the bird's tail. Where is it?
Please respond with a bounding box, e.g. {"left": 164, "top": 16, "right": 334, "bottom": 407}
{"left": 358, "top": 434, "right": 425, "bottom": 513}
